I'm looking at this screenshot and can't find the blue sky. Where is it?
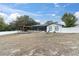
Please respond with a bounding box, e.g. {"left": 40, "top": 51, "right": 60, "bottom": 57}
{"left": 0, "top": 3, "right": 79, "bottom": 24}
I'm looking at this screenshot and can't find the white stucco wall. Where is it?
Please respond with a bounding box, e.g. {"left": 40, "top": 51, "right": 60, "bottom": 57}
{"left": 0, "top": 31, "right": 20, "bottom": 36}
{"left": 47, "top": 24, "right": 61, "bottom": 32}
{"left": 47, "top": 24, "right": 79, "bottom": 33}
{"left": 47, "top": 24, "right": 54, "bottom": 32}
{"left": 58, "top": 26, "right": 79, "bottom": 33}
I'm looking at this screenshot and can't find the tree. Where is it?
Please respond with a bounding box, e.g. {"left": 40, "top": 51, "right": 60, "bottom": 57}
{"left": 61, "top": 13, "right": 77, "bottom": 27}
{"left": 9, "top": 15, "right": 40, "bottom": 31}
{"left": 6, "top": 22, "right": 17, "bottom": 31}
{"left": 0, "top": 16, "right": 7, "bottom": 31}
{"left": 29, "top": 18, "right": 40, "bottom": 26}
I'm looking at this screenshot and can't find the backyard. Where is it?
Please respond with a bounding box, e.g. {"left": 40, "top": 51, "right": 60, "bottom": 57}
{"left": 0, "top": 31, "right": 79, "bottom": 56}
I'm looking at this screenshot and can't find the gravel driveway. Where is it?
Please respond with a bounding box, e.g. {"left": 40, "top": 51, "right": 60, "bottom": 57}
{"left": 0, "top": 32, "right": 79, "bottom": 56}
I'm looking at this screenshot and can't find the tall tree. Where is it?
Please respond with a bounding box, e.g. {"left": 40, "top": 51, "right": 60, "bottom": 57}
{"left": 16, "top": 15, "right": 39, "bottom": 26}
{"left": 0, "top": 16, "right": 7, "bottom": 31}
{"left": 29, "top": 18, "right": 40, "bottom": 26}
{"left": 9, "top": 15, "right": 40, "bottom": 30}
{"left": 61, "top": 13, "right": 77, "bottom": 27}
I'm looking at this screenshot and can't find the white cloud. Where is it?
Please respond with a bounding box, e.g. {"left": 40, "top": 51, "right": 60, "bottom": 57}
{"left": 58, "top": 20, "right": 65, "bottom": 25}
{"left": 0, "top": 4, "right": 41, "bottom": 16}
{"left": 13, "top": 9, "right": 41, "bottom": 17}
{"left": 35, "top": 19, "right": 46, "bottom": 24}
{"left": 0, "top": 4, "right": 42, "bottom": 24}
{"left": 35, "top": 19, "right": 40, "bottom": 23}
{"left": 74, "top": 11, "right": 79, "bottom": 19}
{"left": 0, "top": 12, "right": 22, "bottom": 24}
{"left": 62, "top": 4, "right": 69, "bottom": 7}
{"left": 0, "top": 4, "right": 60, "bottom": 24}
{"left": 54, "top": 3, "right": 70, "bottom": 8}
{"left": 9, "top": 13, "right": 22, "bottom": 21}
{"left": 0, "top": 13, "right": 8, "bottom": 23}
{"left": 36, "top": 11, "right": 42, "bottom": 14}
{"left": 0, "top": 13, "right": 8, "bottom": 18}
{"left": 54, "top": 3, "right": 60, "bottom": 7}
{"left": 52, "top": 14, "right": 56, "bottom": 16}
{"left": 41, "top": 14, "right": 56, "bottom": 17}
{"left": 74, "top": 11, "right": 79, "bottom": 24}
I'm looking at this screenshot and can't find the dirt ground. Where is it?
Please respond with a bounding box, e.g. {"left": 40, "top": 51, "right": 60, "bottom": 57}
{"left": 0, "top": 31, "right": 79, "bottom": 56}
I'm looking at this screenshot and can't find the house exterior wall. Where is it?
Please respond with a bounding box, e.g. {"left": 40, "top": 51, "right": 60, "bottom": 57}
{"left": 47, "top": 24, "right": 55, "bottom": 32}
{"left": 55, "top": 25, "right": 62, "bottom": 32}
{"left": 47, "top": 24, "right": 79, "bottom": 33}
{"left": 46, "top": 24, "right": 62, "bottom": 32}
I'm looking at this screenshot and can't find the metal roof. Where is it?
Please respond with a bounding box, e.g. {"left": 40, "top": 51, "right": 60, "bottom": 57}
{"left": 32, "top": 24, "right": 47, "bottom": 27}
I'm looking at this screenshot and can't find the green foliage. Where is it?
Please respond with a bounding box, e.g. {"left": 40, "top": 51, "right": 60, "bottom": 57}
{"left": 29, "top": 18, "right": 40, "bottom": 26}
{"left": 8, "top": 22, "right": 16, "bottom": 31}
{"left": 0, "top": 16, "right": 7, "bottom": 31}
{"left": 16, "top": 15, "right": 39, "bottom": 26}
{"left": 61, "top": 13, "right": 77, "bottom": 27}
{"left": 0, "top": 15, "right": 40, "bottom": 31}
{"left": 9, "top": 15, "right": 40, "bottom": 30}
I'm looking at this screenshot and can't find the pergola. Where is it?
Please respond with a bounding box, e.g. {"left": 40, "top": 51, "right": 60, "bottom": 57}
{"left": 18, "top": 24, "right": 47, "bottom": 31}
{"left": 31, "top": 24, "right": 47, "bottom": 31}
{"left": 18, "top": 25, "right": 32, "bottom": 31}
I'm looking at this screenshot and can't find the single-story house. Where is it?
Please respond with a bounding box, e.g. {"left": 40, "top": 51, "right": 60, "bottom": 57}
{"left": 32, "top": 22, "right": 79, "bottom": 33}
{"left": 32, "top": 22, "right": 62, "bottom": 32}
{"left": 46, "top": 22, "right": 62, "bottom": 32}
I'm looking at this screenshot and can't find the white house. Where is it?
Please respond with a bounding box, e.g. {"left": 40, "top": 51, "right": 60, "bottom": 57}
{"left": 46, "top": 23, "right": 62, "bottom": 32}
{"left": 32, "top": 22, "right": 79, "bottom": 33}
{"left": 46, "top": 23, "right": 79, "bottom": 33}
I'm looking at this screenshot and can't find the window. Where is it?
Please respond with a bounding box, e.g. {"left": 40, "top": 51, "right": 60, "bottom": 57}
{"left": 49, "top": 26, "right": 52, "bottom": 31}
{"left": 55, "top": 26, "right": 59, "bottom": 31}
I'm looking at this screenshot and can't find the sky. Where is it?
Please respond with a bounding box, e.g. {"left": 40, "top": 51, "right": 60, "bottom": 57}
{"left": 0, "top": 3, "right": 79, "bottom": 24}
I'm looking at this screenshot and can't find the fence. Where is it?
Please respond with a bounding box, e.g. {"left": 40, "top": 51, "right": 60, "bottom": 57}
{"left": 0, "top": 31, "right": 20, "bottom": 36}
{"left": 57, "top": 26, "right": 79, "bottom": 33}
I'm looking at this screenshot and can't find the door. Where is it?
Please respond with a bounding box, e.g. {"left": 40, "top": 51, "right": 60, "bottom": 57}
{"left": 55, "top": 25, "right": 59, "bottom": 32}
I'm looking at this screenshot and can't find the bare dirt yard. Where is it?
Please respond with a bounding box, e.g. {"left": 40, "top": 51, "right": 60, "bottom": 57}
{"left": 0, "top": 31, "right": 79, "bottom": 56}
